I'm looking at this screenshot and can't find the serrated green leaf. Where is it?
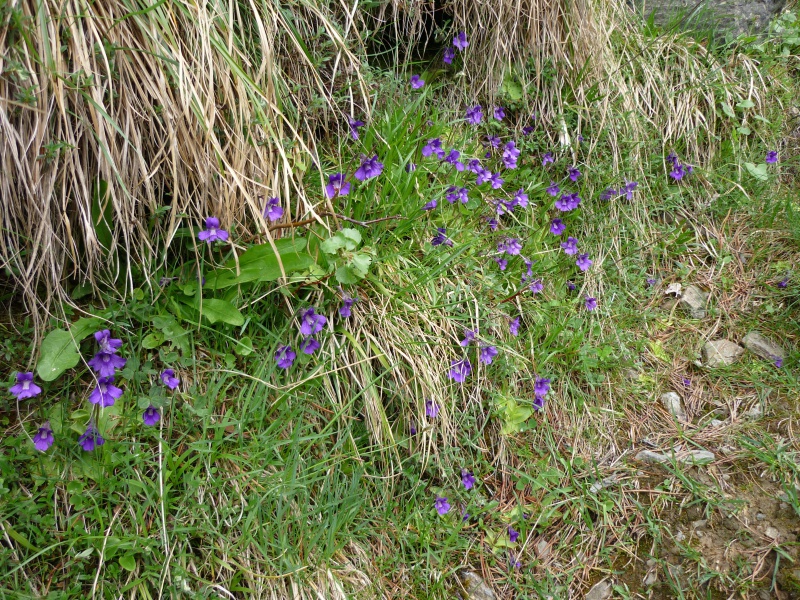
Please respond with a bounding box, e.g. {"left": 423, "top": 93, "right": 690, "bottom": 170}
{"left": 200, "top": 299, "right": 245, "bottom": 326}
{"left": 335, "top": 265, "right": 360, "bottom": 284}
{"left": 350, "top": 253, "right": 372, "bottom": 278}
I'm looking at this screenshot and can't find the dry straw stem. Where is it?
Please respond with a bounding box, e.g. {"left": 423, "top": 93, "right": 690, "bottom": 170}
{"left": 0, "top": 0, "right": 365, "bottom": 336}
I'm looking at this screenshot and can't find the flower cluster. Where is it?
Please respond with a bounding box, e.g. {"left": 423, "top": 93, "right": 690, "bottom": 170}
{"left": 667, "top": 152, "right": 693, "bottom": 181}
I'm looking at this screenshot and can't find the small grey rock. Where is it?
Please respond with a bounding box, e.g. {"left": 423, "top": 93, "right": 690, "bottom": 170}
{"left": 742, "top": 331, "right": 785, "bottom": 361}
{"left": 746, "top": 404, "right": 763, "bottom": 419}
{"left": 680, "top": 285, "right": 708, "bottom": 319}
{"left": 589, "top": 475, "right": 619, "bottom": 494}
{"left": 636, "top": 450, "right": 670, "bottom": 464}
{"left": 765, "top": 526, "right": 780, "bottom": 541}
{"left": 675, "top": 530, "right": 686, "bottom": 542}
{"left": 536, "top": 539, "right": 550, "bottom": 559}
{"left": 661, "top": 392, "right": 687, "bottom": 421}
{"left": 459, "top": 571, "right": 495, "bottom": 600}
{"left": 702, "top": 340, "right": 745, "bottom": 367}
{"left": 643, "top": 570, "right": 658, "bottom": 586}
{"left": 756, "top": 513, "right": 767, "bottom": 521}
{"left": 692, "top": 519, "right": 708, "bottom": 530}
{"left": 584, "top": 579, "right": 613, "bottom": 600}
{"left": 709, "top": 419, "right": 725, "bottom": 428}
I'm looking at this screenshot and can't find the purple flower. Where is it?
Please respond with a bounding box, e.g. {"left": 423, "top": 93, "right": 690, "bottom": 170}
{"left": 300, "top": 337, "right": 321, "bottom": 355}
{"left": 766, "top": 150, "right": 778, "bottom": 164}
{"left": 422, "top": 138, "right": 445, "bottom": 159}
{"left": 576, "top": 253, "right": 593, "bottom": 272}
{"left": 509, "top": 553, "right": 522, "bottom": 570}
{"left": 488, "top": 172, "right": 504, "bottom": 189}
{"left": 435, "top": 496, "right": 451, "bottom": 515}
{"left": 299, "top": 308, "right": 327, "bottom": 336}
{"left": 534, "top": 377, "right": 551, "bottom": 398}
{"left": 94, "top": 329, "right": 122, "bottom": 354}
{"left": 547, "top": 182, "right": 560, "bottom": 197}
{"left": 431, "top": 227, "right": 453, "bottom": 247}
{"left": 502, "top": 141, "right": 520, "bottom": 169}
{"left": 550, "top": 219, "right": 566, "bottom": 235}
{"left": 354, "top": 155, "right": 384, "bottom": 181}
{"left": 774, "top": 357, "right": 784, "bottom": 368}
{"left": 510, "top": 188, "right": 528, "bottom": 209}
{"left": 406, "top": 162, "right": 417, "bottom": 173}
{"left": 522, "top": 125, "right": 535, "bottom": 135}
{"left": 425, "top": 399, "right": 439, "bottom": 418}
{"left": 568, "top": 166, "right": 581, "bottom": 182}
{"left": 623, "top": 181, "right": 638, "bottom": 200}
{"left": 486, "top": 135, "right": 501, "bottom": 148}
{"left": 348, "top": 116, "right": 364, "bottom": 140}
{"left": 493, "top": 106, "right": 505, "bottom": 120}
{"left": 465, "top": 105, "right": 483, "bottom": 125}
{"left": 667, "top": 152, "right": 679, "bottom": 167}
{"left": 542, "top": 152, "right": 554, "bottom": 166}
{"left": 410, "top": 74, "right": 425, "bottom": 89}
{"left": 410, "top": 422, "right": 417, "bottom": 435}
{"left": 461, "top": 469, "right": 476, "bottom": 490}
{"left": 88, "top": 352, "right": 127, "bottom": 378}
{"left": 479, "top": 345, "right": 498, "bottom": 365}
{"left": 89, "top": 376, "right": 123, "bottom": 408}
{"left": 778, "top": 276, "right": 789, "bottom": 288}
{"left": 509, "top": 317, "right": 520, "bottom": 336}
{"left": 683, "top": 378, "right": 691, "bottom": 387}
{"left": 567, "top": 281, "right": 576, "bottom": 291}
{"left": 467, "top": 158, "right": 483, "bottom": 173}
{"left": 161, "top": 369, "right": 180, "bottom": 390}
{"left": 585, "top": 297, "right": 598, "bottom": 311}
{"left": 423, "top": 199, "right": 437, "bottom": 211}
{"left": 448, "top": 358, "right": 472, "bottom": 382}
{"left": 460, "top": 329, "right": 476, "bottom": 347}
{"left": 528, "top": 279, "right": 543, "bottom": 294}
{"left": 263, "top": 196, "right": 283, "bottom": 222}
{"left": 487, "top": 217, "right": 498, "bottom": 231}
{"left": 78, "top": 424, "right": 104, "bottom": 452}
{"left": 494, "top": 257, "right": 508, "bottom": 270}
{"left": 444, "top": 150, "right": 465, "bottom": 171}
{"left": 555, "top": 192, "right": 581, "bottom": 211}
{"left": 443, "top": 46, "right": 455, "bottom": 64}
{"left": 33, "top": 422, "right": 54, "bottom": 452}
{"left": 646, "top": 278, "right": 656, "bottom": 287}
{"left": 560, "top": 237, "right": 578, "bottom": 255}
{"left": 9, "top": 372, "right": 42, "bottom": 401}
{"left": 143, "top": 405, "right": 160, "bottom": 426}
{"left": 670, "top": 163, "right": 686, "bottom": 181}
{"left": 198, "top": 217, "right": 229, "bottom": 243}
{"left": 508, "top": 526, "right": 520, "bottom": 543}
{"left": 533, "top": 395, "right": 545, "bottom": 411}
{"left": 599, "top": 187, "right": 618, "bottom": 201}
{"left": 475, "top": 166, "right": 492, "bottom": 185}
{"left": 275, "top": 345, "right": 296, "bottom": 369}
{"left": 453, "top": 31, "right": 469, "bottom": 51}
{"left": 325, "top": 173, "right": 351, "bottom": 199}
{"left": 498, "top": 238, "right": 522, "bottom": 255}
{"left": 339, "top": 297, "right": 356, "bottom": 318}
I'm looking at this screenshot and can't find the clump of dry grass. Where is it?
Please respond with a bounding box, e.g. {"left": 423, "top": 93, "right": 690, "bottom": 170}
{"left": 0, "top": 0, "right": 365, "bottom": 334}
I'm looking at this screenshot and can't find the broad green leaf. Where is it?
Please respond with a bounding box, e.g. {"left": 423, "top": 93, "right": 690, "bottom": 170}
{"left": 737, "top": 126, "right": 751, "bottom": 135}
{"left": 204, "top": 238, "right": 314, "bottom": 289}
{"left": 37, "top": 318, "right": 102, "bottom": 381}
{"left": 200, "top": 299, "right": 244, "bottom": 326}
{"left": 141, "top": 332, "right": 164, "bottom": 349}
{"left": 744, "top": 162, "right": 769, "bottom": 181}
{"left": 320, "top": 235, "right": 346, "bottom": 255}
{"left": 721, "top": 102, "right": 736, "bottom": 119}
{"left": 119, "top": 554, "right": 136, "bottom": 572}
{"left": 234, "top": 336, "right": 254, "bottom": 356}
{"left": 736, "top": 99, "right": 755, "bottom": 109}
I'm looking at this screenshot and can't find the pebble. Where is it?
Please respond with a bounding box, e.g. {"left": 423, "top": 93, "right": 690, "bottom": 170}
{"left": 661, "top": 392, "right": 687, "bottom": 421}
{"left": 584, "top": 580, "right": 613, "bottom": 600}
{"left": 765, "top": 527, "right": 780, "bottom": 541}
{"left": 756, "top": 513, "right": 767, "bottom": 521}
